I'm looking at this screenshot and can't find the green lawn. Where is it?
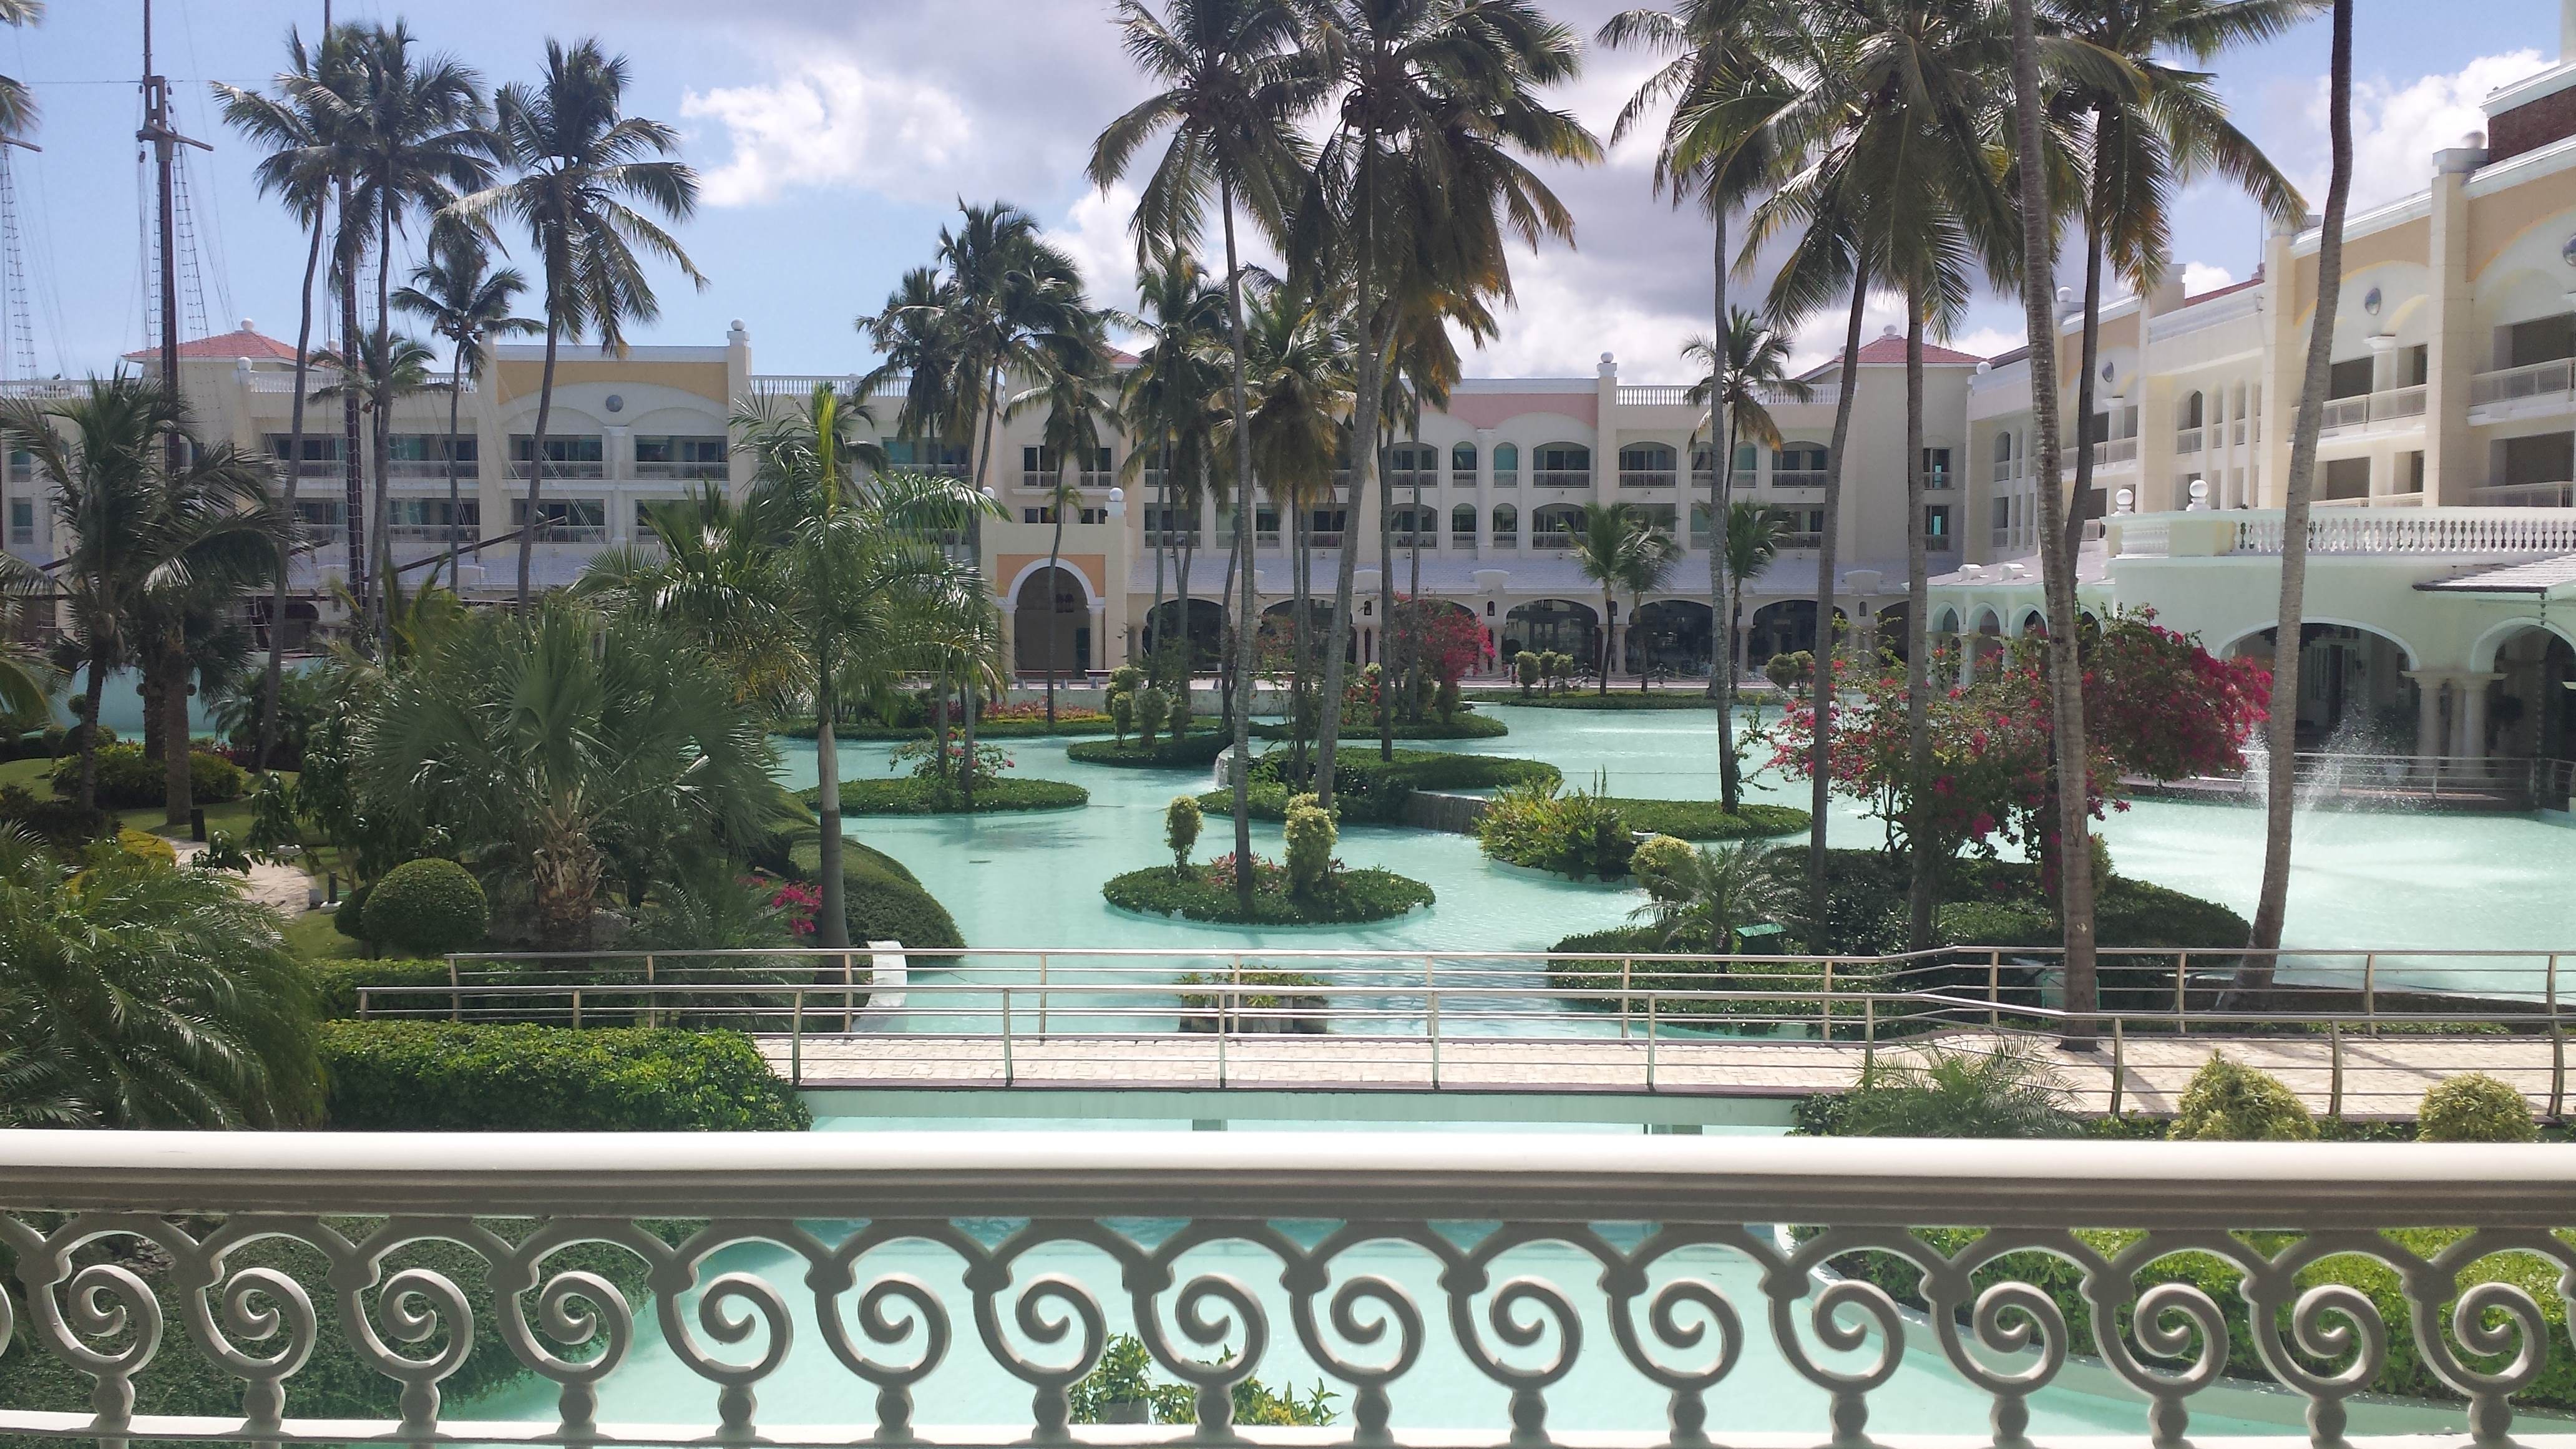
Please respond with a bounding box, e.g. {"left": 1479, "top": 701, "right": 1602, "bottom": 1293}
{"left": 0, "top": 755, "right": 286, "bottom": 840}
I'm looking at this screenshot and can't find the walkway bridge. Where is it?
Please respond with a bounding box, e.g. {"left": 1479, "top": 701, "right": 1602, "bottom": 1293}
{"left": 357, "top": 946, "right": 2576, "bottom": 1120}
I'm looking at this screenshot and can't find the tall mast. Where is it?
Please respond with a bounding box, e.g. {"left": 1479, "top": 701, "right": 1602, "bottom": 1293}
{"left": 137, "top": 0, "right": 208, "bottom": 464}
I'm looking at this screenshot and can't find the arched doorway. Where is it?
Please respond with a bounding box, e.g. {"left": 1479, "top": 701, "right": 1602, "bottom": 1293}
{"left": 2232, "top": 623, "right": 2415, "bottom": 750}
{"left": 1748, "top": 599, "right": 1819, "bottom": 665}
{"left": 1501, "top": 598, "right": 1598, "bottom": 665}
{"left": 1141, "top": 597, "right": 1226, "bottom": 673}
{"left": 1259, "top": 599, "right": 1355, "bottom": 665}
{"left": 1873, "top": 601, "right": 1911, "bottom": 663}
{"left": 2487, "top": 627, "right": 2575, "bottom": 763}
{"left": 1626, "top": 598, "right": 1712, "bottom": 677}
{"left": 1013, "top": 565, "right": 1091, "bottom": 675}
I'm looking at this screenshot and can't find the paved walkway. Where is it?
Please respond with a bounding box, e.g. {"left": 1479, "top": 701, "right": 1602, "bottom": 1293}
{"left": 759, "top": 1029, "right": 2567, "bottom": 1116}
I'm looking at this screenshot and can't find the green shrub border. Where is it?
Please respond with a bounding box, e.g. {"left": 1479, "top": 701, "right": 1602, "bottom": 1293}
{"left": 318, "top": 1020, "right": 809, "bottom": 1131}
{"left": 1253, "top": 713, "right": 1508, "bottom": 741}
{"left": 1605, "top": 799, "right": 1810, "bottom": 841}
{"left": 1461, "top": 690, "right": 1725, "bottom": 711}
{"left": 773, "top": 715, "right": 1116, "bottom": 741}
{"left": 803, "top": 777, "right": 1090, "bottom": 815}
{"left": 1066, "top": 733, "right": 1232, "bottom": 768}
{"left": 1103, "top": 865, "right": 1433, "bottom": 925}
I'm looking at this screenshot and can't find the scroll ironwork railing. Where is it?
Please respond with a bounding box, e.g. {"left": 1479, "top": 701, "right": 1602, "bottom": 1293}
{"left": 3, "top": 1130, "right": 2574, "bottom": 1447}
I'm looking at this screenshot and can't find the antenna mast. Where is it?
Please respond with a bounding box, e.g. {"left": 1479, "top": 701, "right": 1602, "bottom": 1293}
{"left": 138, "top": 0, "right": 211, "bottom": 459}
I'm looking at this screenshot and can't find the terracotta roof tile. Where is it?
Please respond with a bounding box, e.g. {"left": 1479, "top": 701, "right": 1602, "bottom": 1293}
{"left": 120, "top": 326, "right": 300, "bottom": 364}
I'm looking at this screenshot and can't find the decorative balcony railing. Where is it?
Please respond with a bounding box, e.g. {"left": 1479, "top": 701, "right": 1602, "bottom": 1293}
{"left": 508, "top": 460, "right": 608, "bottom": 481}
{"left": 2090, "top": 437, "right": 2139, "bottom": 469}
{"left": 1618, "top": 469, "right": 1677, "bottom": 489}
{"left": 2174, "top": 426, "right": 2203, "bottom": 455}
{"left": 2471, "top": 480, "right": 2576, "bottom": 507}
{"left": 2232, "top": 506, "right": 2576, "bottom": 556}
{"left": 1771, "top": 468, "right": 1827, "bottom": 490}
{"left": 1532, "top": 469, "right": 1591, "bottom": 489}
{"left": 2469, "top": 356, "right": 2575, "bottom": 411}
{"left": 1616, "top": 382, "right": 1692, "bottom": 406}
{"left": 5, "top": 1128, "right": 2574, "bottom": 1449}
{"left": 635, "top": 460, "right": 730, "bottom": 481}
{"left": 2319, "top": 384, "right": 2427, "bottom": 439}
{"left": 386, "top": 460, "right": 478, "bottom": 481}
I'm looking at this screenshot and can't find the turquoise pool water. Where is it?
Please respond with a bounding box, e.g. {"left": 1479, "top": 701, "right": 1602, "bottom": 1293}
{"left": 776, "top": 705, "right": 2576, "bottom": 984}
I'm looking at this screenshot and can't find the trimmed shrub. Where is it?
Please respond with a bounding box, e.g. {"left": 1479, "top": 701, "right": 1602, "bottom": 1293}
{"left": 319, "top": 1021, "right": 809, "bottom": 1130}
{"left": 1282, "top": 793, "right": 1336, "bottom": 897}
{"left": 1110, "top": 691, "right": 1134, "bottom": 743}
{"left": 1545, "top": 926, "right": 1865, "bottom": 1030}
{"left": 1134, "top": 686, "right": 1169, "bottom": 749}
{"left": 1250, "top": 748, "right": 1557, "bottom": 822}
{"left": 1475, "top": 782, "right": 1632, "bottom": 879}
{"left": 1066, "top": 733, "right": 1232, "bottom": 768}
{"left": 82, "top": 741, "right": 248, "bottom": 809}
{"left": 2170, "top": 1053, "right": 2316, "bottom": 1141}
{"left": 1763, "top": 651, "right": 1813, "bottom": 691}
{"left": 114, "top": 827, "right": 179, "bottom": 866}
{"left": 1605, "top": 799, "right": 1808, "bottom": 841}
{"left": 334, "top": 882, "right": 376, "bottom": 944}
{"left": 843, "top": 841, "right": 965, "bottom": 959}
{"left": 1629, "top": 834, "right": 1697, "bottom": 895}
{"left": 1164, "top": 794, "right": 1202, "bottom": 875}
{"left": 310, "top": 957, "right": 456, "bottom": 1018}
{"left": 807, "top": 777, "right": 1090, "bottom": 814}
{"left": 1104, "top": 862, "right": 1432, "bottom": 925}
{"left": 0, "top": 784, "right": 109, "bottom": 846}
{"left": 364, "top": 858, "right": 490, "bottom": 959}
{"left": 2417, "top": 1073, "right": 2538, "bottom": 1143}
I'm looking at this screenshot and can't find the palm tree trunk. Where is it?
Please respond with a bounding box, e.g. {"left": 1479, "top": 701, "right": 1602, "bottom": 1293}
{"left": 74, "top": 656, "right": 107, "bottom": 812}
{"left": 1808, "top": 272, "right": 1871, "bottom": 942}
{"left": 812, "top": 658, "right": 851, "bottom": 954}
{"left": 1314, "top": 138, "right": 1381, "bottom": 812}
{"left": 1715, "top": 409, "right": 1740, "bottom": 813}
{"left": 2237, "top": 0, "right": 2355, "bottom": 993}
{"left": 2061, "top": 129, "right": 2113, "bottom": 581}
{"left": 1152, "top": 437, "right": 1171, "bottom": 671}
{"left": 2008, "top": 0, "right": 2101, "bottom": 1043}
{"left": 159, "top": 623, "right": 192, "bottom": 831}
{"left": 338, "top": 214, "right": 368, "bottom": 634}
{"left": 1046, "top": 467, "right": 1067, "bottom": 729}
{"left": 442, "top": 350, "right": 465, "bottom": 588}
{"left": 1599, "top": 586, "right": 1614, "bottom": 697}
{"left": 1903, "top": 286, "right": 1935, "bottom": 953}
{"left": 517, "top": 310, "right": 562, "bottom": 610}
{"left": 370, "top": 198, "right": 395, "bottom": 651}
{"left": 1219, "top": 182, "right": 1260, "bottom": 915}
{"left": 258, "top": 208, "right": 328, "bottom": 773}
{"left": 963, "top": 361, "right": 1000, "bottom": 792}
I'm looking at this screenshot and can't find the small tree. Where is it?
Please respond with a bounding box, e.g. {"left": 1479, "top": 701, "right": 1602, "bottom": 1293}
{"left": 2170, "top": 1053, "right": 2315, "bottom": 1141}
{"left": 364, "top": 857, "right": 491, "bottom": 959}
{"left": 1134, "top": 686, "right": 1169, "bottom": 750}
{"left": 1282, "top": 793, "right": 1335, "bottom": 898}
{"left": 1165, "top": 794, "right": 1203, "bottom": 879}
{"left": 1110, "top": 691, "right": 1135, "bottom": 744}
{"left": 2417, "top": 1073, "right": 2537, "bottom": 1143}
{"left": 1516, "top": 651, "right": 1541, "bottom": 699}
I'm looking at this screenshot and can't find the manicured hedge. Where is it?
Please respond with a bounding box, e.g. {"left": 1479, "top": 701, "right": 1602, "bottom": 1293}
{"left": 310, "top": 956, "right": 455, "bottom": 1018}
{"left": 81, "top": 741, "right": 247, "bottom": 808}
{"left": 774, "top": 715, "right": 1117, "bottom": 740}
{"left": 775, "top": 835, "right": 967, "bottom": 961}
{"left": 1251, "top": 748, "right": 1559, "bottom": 822}
{"left": 1104, "top": 864, "right": 1433, "bottom": 925}
{"left": 1066, "top": 733, "right": 1232, "bottom": 768}
{"left": 362, "top": 857, "right": 490, "bottom": 957}
{"left": 803, "top": 776, "right": 1089, "bottom": 814}
{"left": 1254, "top": 712, "right": 1508, "bottom": 741}
{"left": 1547, "top": 927, "right": 1880, "bottom": 1029}
{"left": 1463, "top": 690, "right": 1722, "bottom": 710}
{"left": 319, "top": 1021, "right": 809, "bottom": 1131}
{"left": 1603, "top": 799, "right": 1809, "bottom": 841}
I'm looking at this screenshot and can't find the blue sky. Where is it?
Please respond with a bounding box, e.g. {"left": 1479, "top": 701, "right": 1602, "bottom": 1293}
{"left": 9, "top": 0, "right": 2565, "bottom": 383}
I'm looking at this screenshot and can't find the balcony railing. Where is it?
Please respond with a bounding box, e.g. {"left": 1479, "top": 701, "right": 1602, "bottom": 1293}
{"left": 2472, "top": 480, "right": 2576, "bottom": 507}
{"left": 2175, "top": 426, "right": 2203, "bottom": 454}
{"left": 635, "top": 460, "right": 729, "bottom": 481}
{"left": 2090, "top": 436, "right": 2139, "bottom": 469}
{"left": 9, "top": 1122, "right": 2567, "bottom": 1449}
{"left": 386, "top": 460, "right": 478, "bottom": 481}
{"left": 507, "top": 459, "right": 607, "bottom": 480}
{"left": 2116, "top": 505, "right": 2576, "bottom": 557}
{"left": 2469, "top": 355, "right": 2575, "bottom": 410}
{"left": 1617, "top": 469, "right": 1676, "bottom": 489}
{"left": 1775, "top": 530, "right": 1822, "bottom": 548}
{"left": 1770, "top": 468, "right": 1827, "bottom": 489}
{"left": 1532, "top": 468, "right": 1590, "bottom": 489}
{"left": 1616, "top": 382, "right": 1692, "bottom": 405}
{"left": 2318, "top": 383, "right": 2426, "bottom": 438}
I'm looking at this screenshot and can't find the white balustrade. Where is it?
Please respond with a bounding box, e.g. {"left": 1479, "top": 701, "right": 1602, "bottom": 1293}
{"left": 2089, "top": 437, "right": 2138, "bottom": 469}
{"left": 2469, "top": 356, "right": 2575, "bottom": 411}
{"left": 1616, "top": 383, "right": 1692, "bottom": 406}
{"left": 2210, "top": 506, "right": 2576, "bottom": 556}
{"left": 2, "top": 1130, "right": 2573, "bottom": 1449}
{"left": 2472, "top": 481, "right": 2576, "bottom": 507}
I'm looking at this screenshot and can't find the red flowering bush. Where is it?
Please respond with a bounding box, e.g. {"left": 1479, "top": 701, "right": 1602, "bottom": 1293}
{"left": 1773, "top": 609, "right": 2269, "bottom": 887}
{"left": 766, "top": 879, "right": 822, "bottom": 937}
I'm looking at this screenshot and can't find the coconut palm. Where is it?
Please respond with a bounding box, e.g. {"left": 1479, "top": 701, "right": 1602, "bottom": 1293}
{"left": 313, "top": 329, "right": 446, "bottom": 610}
{"left": 0, "top": 0, "right": 40, "bottom": 145}
{"left": 1010, "top": 326, "right": 1115, "bottom": 727}
{"left": 2004, "top": 0, "right": 2102, "bottom": 1037}
{"left": 2045, "top": 0, "right": 2315, "bottom": 575}
{"left": 360, "top": 598, "right": 779, "bottom": 949}
{"left": 578, "top": 486, "right": 799, "bottom": 705}
{"left": 217, "top": 24, "right": 368, "bottom": 771}
{"left": 1631, "top": 837, "right": 1793, "bottom": 953}
{"left": 0, "top": 379, "right": 284, "bottom": 820}
{"left": 394, "top": 225, "right": 542, "bottom": 571}
{"left": 1837, "top": 1040, "right": 2079, "bottom": 1138}
{"left": 1684, "top": 310, "right": 1805, "bottom": 809}
{"left": 452, "top": 38, "right": 703, "bottom": 609}
{"left": 2239, "top": 0, "right": 2355, "bottom": 984}
{"left": 1295, "top": 0, "right": 1599, "bottom": 809}
{"left": 732, "top": 382, "right": 999, "bottom": 945}
{"left": 1567, "top": 501, "right": 1680, "bottom": 698}
{"left": 1119, "top": 250, "right": 1230, "bottom": 680}
{"left": 0, "top": 827, "right": 323, "bottom": 1128}
{"left": 1720, "top": 500, "right": 1783, "bottom": 693}
{"left": 1092, "top": 0, "right": 1319, "bottom": 912}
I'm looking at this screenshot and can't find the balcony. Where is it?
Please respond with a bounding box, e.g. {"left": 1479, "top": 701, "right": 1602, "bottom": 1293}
{"left": 2090, "top": 437, "right": 2138, "bottom": 470}
{"left": 2472, "top": 480, "right": 2576, "bottom": 507}
{"left": 2175, "top": 426, "right": 2203, "bottom": 455}
{"left": 2112, "top": 505, "right": 2576, "bottom": 558}
{"left": 635, "top": 460, "right": 729, "bottom": 481}
{"left": 1450, "top": 530, "right": 1476, "bottom": 550}
{"left": 2469, "top": 356, "right": 2575, "bottom": 419}
{"left": 386, "top": 460, "right": 479, "bottom": 481}
{"left": 1617, "top": 468, "right": 1676, "bottom": 489}
{"left": 12, "top": 1127, "right": 2573, "bottom": 1449}
{"left": 507, "top": 459, "right": 607, "bottom": 481}
{"left": 1770, "top": 468, "right": 1827, "bottom": 490}
{"left": 1532, "top": 469, "right": 1591, "bottom": 489}
{"left": 1615, "top": 382, "right": 1692, "bottom": 405}
{"left": 2318, "top": 383, "right": 2426, "bottom": 439}
{"left": 1390, "top": 530, "right": 1438, "bottom": 549}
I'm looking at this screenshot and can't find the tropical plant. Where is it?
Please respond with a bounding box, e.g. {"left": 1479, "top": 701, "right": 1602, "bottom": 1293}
{"left": 2169, "top": 1052, "right": 2315, "bottom": 1141}
{"left": 356, "top": 599, "right": 781, "bottom": 949}
{"left": 1566, "top": 502, "right": 1679, "bottom": 696}
{"left": 0, "top": 827, "right": 322, "bottom": 1128}
{"left": 2416, "top": 1073, "right": 2538, "bottom": 1144}
{"left": 1834, "top": 1041, "right": 2078, "bottom": 1139}
{"left": 2238, "top": 0, "right": 2354, "bottom": 993}
{"left": 0, "top": 0, "right": 39, "bottom": 145}
{"left": 217, "top": 23, "right": 365, "bottom": 770}
{"left": 1120, "top": 248, "right": 1232, "bottom": 680}
{"left": 1093, "top": 0, "right": 1320, "bottom": 914}
{"left": 1682, "top": 313, "right": 1806, "bottom": 807}
{"left": 394, "top": 223, "right": 543, "bottom": 567}
{"left": 0, "top": 378, "right": 285, "bottom": 821}
{"left": 578, "top": 485, "right": 801, "bottom": 703}
{"left": 1010, "top": 316, "right": 1116, "bottom": 726}
{"left": 1165, "top": 793, "right": 1203, "bottom": 876}
{"left": 313, "top": 329, "right": 446, "bottom": 608}
{"left": 453, "top": 37, "right": 704, "bottom": 608}
{"left": 1629, "top": 836, "right": 1792, "bottom": 952}
{"left": 362, "top": 856, "right": 490, "bottom": 958}
{"left": 1294, "top": 0, "right": 1599, "bottom": 809}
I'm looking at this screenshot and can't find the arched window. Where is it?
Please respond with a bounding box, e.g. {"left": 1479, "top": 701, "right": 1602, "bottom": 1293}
{"left": 1772, "top": 444, "right": 1828, "bottom": 487}
{"left": 1493, "top": 442, "right": 1520, "bottom": 487}
{"left": 2180, "top": 391, "right": 2205, "bottom": 429}
{"left": 1532, "top": 502, "right": 1584, "bottom": 541}
{"left": 1450, "top": 503, "right": 1476, "bottom": 538}
{"left": 1491, "top": 503, "right": 1519, "bottom": 539}
{"left": 1451, "top": 441, "right": 1478, "bottom": 479}
{"left": 1617, "top": 442, "right": 1677, "bottom": 487}
{"left": 1688, "top": 502, "right": 1712, "bottom": 547}
{"left": 1388, "top": 442, "right": 1438, "bottom": 486}
{"left": 1534, "top": 442, "right": 1591, "bottom": 488}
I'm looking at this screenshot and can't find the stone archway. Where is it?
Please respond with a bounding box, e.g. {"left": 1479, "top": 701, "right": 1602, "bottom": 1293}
{"left": 2232, "top": 622, "right": 2417, "bottom": 751}
{"left": 1626, "top": 598, "right": 1713, "bottom": 678}
{"left": 2484, "top": 626, "right": 2575, "bottom": 764}
{"left": 1141, "top": 597, "right": 1226, "bottom": 673}
{"left": 1013, "top": 565, "right": 1091, "bottom": 675}
{"left": 1749, "top": 599, "right": 1822, "bottom": 665}
{"left": 1502, "top": 598, "right": 1599, "bottom": 665}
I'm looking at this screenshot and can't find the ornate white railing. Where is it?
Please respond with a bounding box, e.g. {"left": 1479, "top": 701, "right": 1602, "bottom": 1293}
{"left": 2469, "top": 356, "right": 2574, "bottom": 411}
{"left": 4, "top": 1130, "right": 2574, "bottom": 1448}
{"left": 1617, "top": 383, "right": 1692, "bottom": 406}
{"left": 2230, "top": 507, "right": 2576, "bottom": 555}
{"left": 2472, "top": 481, "right": 2576, "bottom": 508}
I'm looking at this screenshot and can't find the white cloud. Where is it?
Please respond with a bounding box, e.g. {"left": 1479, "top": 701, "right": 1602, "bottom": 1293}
{"left": 684, "top": 59, "right": 975, "bottom": 208}
{"left": 2303, "top": 49, "right": 2549, "bottom": 212}
{"left": 2182, "top": 261, "right": 2235, "bottom": 296}
{"left": 1046, "top": 183, "right": 1146, "bottom": 321}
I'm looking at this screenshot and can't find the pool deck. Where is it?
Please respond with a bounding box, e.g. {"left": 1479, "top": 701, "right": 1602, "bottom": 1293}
{"left": 759, "top": 1028, "right": 2565, "bottom": 1119}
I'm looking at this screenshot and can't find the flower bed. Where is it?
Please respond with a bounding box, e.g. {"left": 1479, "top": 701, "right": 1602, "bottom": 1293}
{"left": 1103, "top": 858, "right": 1433, "bottom": 925}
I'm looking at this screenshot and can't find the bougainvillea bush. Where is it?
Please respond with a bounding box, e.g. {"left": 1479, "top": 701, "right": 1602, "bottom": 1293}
{"left": 1772, "top": 609, "right": 2270, "bottom": 887}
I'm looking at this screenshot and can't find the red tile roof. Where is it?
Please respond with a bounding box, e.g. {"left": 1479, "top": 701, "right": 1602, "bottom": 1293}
{"left": 120, "top": 326, "right": 301, "bottom": 364}
{"left": 2179, "top": 276, "right": 2261, "bottom": 308}
{"left": 1847, "top": 334, "right": 1985, "bottom": 366}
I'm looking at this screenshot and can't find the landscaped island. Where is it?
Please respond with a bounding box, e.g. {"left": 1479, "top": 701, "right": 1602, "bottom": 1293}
{"left": 1105, "top": 793, "right": 1433, "bottom": 925}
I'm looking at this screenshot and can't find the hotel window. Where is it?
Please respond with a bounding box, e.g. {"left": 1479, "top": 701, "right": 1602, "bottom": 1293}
{"left": 512, "top": 497, "right": 608, "bottom": 539}
{"left": 635, "top": 435, "right": 729, "bottom": 478}
{"left": 510, "top": 435, "right": 605, "bottom": 477}
{"left": 2322, "top": 457, "right": 2371, "bottom": 501}
{"left": 1922, "top": 447, "right": 1953, "bottom": 489}
{"left": 389, "top": 434, "right": 478, "bottom": 467}
{"left": 1924, "top": 504, "right": 1953, "bottom": 547}
{"left": 267, "top": 434, "right": 343, "bottom": 475}
{"left": 2399, "top": 451, "right": 2425, "bottom": 494}
{"left": 293, "top": 498, "right": 346, "bottom": 530}
{"left": 1492, "top": 442, "right": 1520, "bottom": 486}
{"left": 6, "top": 497, "right": 31, "bottom": 545}
{"left": 1022, "top": 446, "right": 1113, "bottom": 485}
{"left": 883, "top": 438, "right": 972, "bottom": 476}
{"left": 1024, "top": 505, "right": 1106, "bottom": 525}
{"left": 1450, "top": 441, "right": 1477, "bottom": 480}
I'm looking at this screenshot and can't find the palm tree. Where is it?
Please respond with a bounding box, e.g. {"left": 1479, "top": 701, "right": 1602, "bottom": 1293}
{"left": 1568, "top": 501, "right": 1679, "bottom": 697}
{"left": 1093, "top": 0, "right": 1321, "bottom": 913}
{"left": 0, "top": 827, "right": 323, "bottom": 1128}
{"left": 0, "top": 379, "right": 283, "bottom": 820}
{"left": 1720, "top": 499, "right": 1783, "bottom": 696}
{"left": 217, "top": 24, "right": 365, "bottom": 771}
{"left": 394, "top": 225, "right": 542, "bottom": 575}
{"left": 0, "top": 0, "right": 41, "bottom": 146}
{"left": 577, "top": 485, "right": 802, "bottom": 704}
{"left": 361, "top": 598, "right": 779, "bottom": 948}
{"left": 730, "top": 383, "right": 998, "bottom": 947}
{"left": 1630, "top": 837, "right": 1793, "bottom": 953}
{"left": 454, "top": 38, "right": 704, "bottom": 609}
{"left": 2046, "top": 0, "right": 2315, "bottom": 575}
{"left": 1296, "top": 0, "right": 1599, "bottom": 810}
{"left": 1011, "top": 326, "right": 1115, "bottom": 728}
{"left": 2240, "top": 0, "right": 2355, "bottom": 985}
{"left": 314, "top": 329, "right": 445, "bottom": 608}
{"left": 1119, "top": 250, "right": 1230, "bottom": 681}
{"left": 2005, "top": 0, "right": 2102, "bottom": 1039}
{"left": 1684, "top": 310, "right": 1805, "bottom": 809}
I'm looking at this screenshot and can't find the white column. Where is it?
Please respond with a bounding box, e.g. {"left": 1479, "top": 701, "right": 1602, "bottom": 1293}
{"left": 1088, "top": 600, "right": 1108, "bottom": 676}
{"left": 2457, "top": 673, "right": 2499, "bottom": 759}
{"left": 2408, "top": 671, "right": 2446, "bottom": 758}
{"left": 1475, "top": 427, "right": 1495, "bottom": 554}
